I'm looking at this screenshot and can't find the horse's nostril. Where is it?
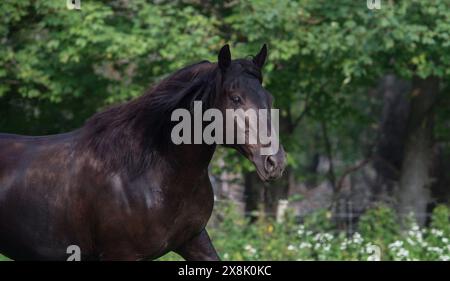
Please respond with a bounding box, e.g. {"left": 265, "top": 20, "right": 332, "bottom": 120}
{"left": 264, "top": 155, "right": 277, "bottom": 173}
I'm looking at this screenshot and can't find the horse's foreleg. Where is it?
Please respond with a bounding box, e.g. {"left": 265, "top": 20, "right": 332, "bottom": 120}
{"left": 174, "top": 229, "right": 220, "bottom": 261}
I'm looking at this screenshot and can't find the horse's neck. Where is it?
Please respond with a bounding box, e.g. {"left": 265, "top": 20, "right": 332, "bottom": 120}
{"left": 168, "top": 143, "right": 216, "bottom": 172}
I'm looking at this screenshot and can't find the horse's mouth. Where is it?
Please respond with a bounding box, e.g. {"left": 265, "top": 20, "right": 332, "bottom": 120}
{"left": 231, "top": 144, "right": 286, "bottom": 182}
{"left": 254, "top": 159, "right": 285, "bottom": 182}
{"left": 250, "top": 148, "right": 287, "bottom": 182}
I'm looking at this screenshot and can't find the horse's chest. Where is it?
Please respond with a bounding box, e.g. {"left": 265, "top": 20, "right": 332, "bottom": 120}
{"left": 94, "top": 171, "right": 214, "bottom": 259}
{"left": 163, "top": 180, "right": 214, "bottom": 240}
{"left": 142, "top": 176, "right": 214, "bottom": 254}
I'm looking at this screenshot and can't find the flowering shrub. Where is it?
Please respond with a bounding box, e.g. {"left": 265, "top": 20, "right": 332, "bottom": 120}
{"left": 160, "top": 202, "right": 450, "bottom": 261}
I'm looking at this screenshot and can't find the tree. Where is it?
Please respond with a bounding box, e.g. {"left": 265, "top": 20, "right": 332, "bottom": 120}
{"left": 221, "top": 0, "right": 450, "bottom": 222}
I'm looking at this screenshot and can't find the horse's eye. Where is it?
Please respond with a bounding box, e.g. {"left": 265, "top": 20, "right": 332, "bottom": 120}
{"left": 230, "top": 96, "right": 241, "bottom": 104}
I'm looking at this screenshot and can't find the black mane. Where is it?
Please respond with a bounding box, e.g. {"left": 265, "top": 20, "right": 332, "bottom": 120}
{"left": 78, "top": 61, "right": 218, "bottom": 175}
{"left": 78, "top": 58, "right": 262, "bottom": 176}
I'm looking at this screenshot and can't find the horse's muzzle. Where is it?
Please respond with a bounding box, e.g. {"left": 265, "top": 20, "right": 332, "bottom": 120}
{"left": 254, "top": 146, "right": 286, "bottom": 182}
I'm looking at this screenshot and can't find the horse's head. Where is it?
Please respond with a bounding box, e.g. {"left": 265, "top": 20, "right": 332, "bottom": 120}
{"left": 215, "top": 44, "right": 286, "bottom": 181}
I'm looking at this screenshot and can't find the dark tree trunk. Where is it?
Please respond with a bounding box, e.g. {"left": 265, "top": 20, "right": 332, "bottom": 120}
{"left": 373, "top": 75, "right": 411, "bottom": 199}
{"left": 244, "top": 171, "right": 263, "bottom": 222}
{"left": 244, "top": 166, "right": 292, "bottom": 220}
{"left": 263, "top": 169, "right": 290, "bottom": 216}
{"left": 397, "top": 76, "right": 439, "bottom": 226}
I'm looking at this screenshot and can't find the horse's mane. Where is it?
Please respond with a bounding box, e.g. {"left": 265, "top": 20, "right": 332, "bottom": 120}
{"left": 78, "top": 58, "right": 262, "bottom": 176}
{"left": 78, "top": 60, "right": 219, "bottom": 175}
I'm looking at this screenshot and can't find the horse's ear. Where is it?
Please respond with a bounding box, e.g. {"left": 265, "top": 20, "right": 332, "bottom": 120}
{"left": 218, "top": 44, "right": 231, "bottom": 71}
{"left": 253, "top": 44, "right": 267, "bottom": 69}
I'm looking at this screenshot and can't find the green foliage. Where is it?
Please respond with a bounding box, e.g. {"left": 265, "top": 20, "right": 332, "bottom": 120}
{"left": 0, "top": 0, "right": 221, "bottom": 134}
{"left": 431, "top": 205, "right": 450, "bottom": 235}
{"left": 302, "top": 208, "right": 334, "bottom": 232}
{"left": 358, "top": 205, "right": 400, "bottom": 247}
{"left": 158, "top": 203, "right": 450, "bottom": 261}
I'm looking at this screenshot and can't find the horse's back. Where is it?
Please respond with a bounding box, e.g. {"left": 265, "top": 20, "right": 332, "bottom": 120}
{"left": 0, "top": 131, "right": 83, "bottom": 260}
{"left": 0, "top": 131, "right": 78, "bottom": 180}
{"left": 0, "top": 131, "right": 79, "bottom": 145}
{"left": 0, "top": 133, "right": 32, "bottom": 184}
{"left": 0, "top": 130, "right": 81, "bottom": 197}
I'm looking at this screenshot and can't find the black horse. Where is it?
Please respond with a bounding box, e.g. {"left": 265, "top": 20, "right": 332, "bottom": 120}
{"left": 0, "top": 45, "right": 286, "bottom": 260}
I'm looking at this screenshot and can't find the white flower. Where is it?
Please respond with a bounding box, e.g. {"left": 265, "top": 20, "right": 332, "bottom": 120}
{"left": 287, "top": 245, "right": 296, "bottom": 251}
{"left": 406, "top": 238, "right": 415, "bottom": 245}
{"left": 397, "top": 248, "right": 409, "bottom": 258}
{"left": 314, "top": 233, "right": 322, "bottom": 241}
{"left": 297, "top": 225, "right": 305, "bottom": 235}
{"left": 324, "top": 233, "right": 334, "bottom": 240}
{"left": 427, "top": 247, "right": 443, "bottom": 254}
{"left": 299, "top": 242, "right": 312, "bottom": 249}
{"left": 388, "top": 241, "right": 403, "bottom": 249}
{"left": 440, "top": 255, "right": 450, "bottom": 261}
{"left": 352, "top": 232, "right": 363, "bottom": 244}
{"left": 431, "top": 229, "right": 444, "bottom": 237}
{"left": 244, "top": 244, "right": 257, "bottom": 255}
